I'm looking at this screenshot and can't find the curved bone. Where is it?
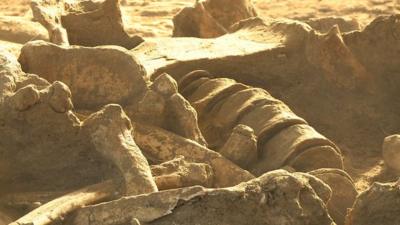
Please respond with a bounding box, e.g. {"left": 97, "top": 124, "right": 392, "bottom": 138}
{"left": 310, "top": 168, "right": 358, "bottom": 225}
{"left": 251, "top": 124, "right": 343, "bottom": 175}
{"left": 151, "top": 156, "right": 214, "bottom": 190}
{"left": 9, "top": 180, "right": 117, "bottom": 225}
{"left": 82, "top": 104, "right": 158, "bottom": 195}
{"left": 68, "top": 170, "right": 334, "bottom": 225}
{"left": 30, "top": 0, "right": 143, "bottom": 48}
{"left": 133, "top": 123, "right": 254, "bottom": 187}
{"left": 178, "top": 71, "right": 343, "bottom": 174}
{"left": 218, "top": 124, "right": 257, "bottom": 169}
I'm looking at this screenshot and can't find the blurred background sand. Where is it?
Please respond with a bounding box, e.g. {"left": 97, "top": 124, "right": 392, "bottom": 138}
{"left": 1, "top": 0, "right": 399, "bottom": 37}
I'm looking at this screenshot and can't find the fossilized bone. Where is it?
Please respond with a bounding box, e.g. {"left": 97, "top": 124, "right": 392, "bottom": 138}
{"left": 133, "top": 123, "right": 255, "bottom": 187}
{"left": 130, "top": 16, "right": 400, "bottom": 161}
{"left": 18, "top": 41, "right": 149, "bottom": 110}
{"left": 82, "top": 104, "right": 158, "bottom": 195}
{"left": 177, "top": 70, "right": 344, "bottom": 174}
{"left": 345, "top": 179, "right": 400, "bottom": 225}
{"left": 179, "top": 71, "right": 357, "bottom": 224}
{"left": 9, "top": 180, "right": 117, "bottom": 225}
{"left": 137, "top": 73, "right": 207, "bottom": 146}
{"left": 1, "top": 50, "right": 157, "bottom": 197}
{"left": 310, "top": 168, "right": 358, "bottom": 225}
{"left": 31, "top": 0, "right": 143, "bottom": 48}
{"left": 19, "top": 42, "right": 207, "bottom": 146}
{"left": 219, "top": 124, "right": 257, "bottom": 169}
{"left": 31, "top": 0, "right": 69, "bottom": 46}
{"left": 66, "top": 170, "right": 334, "bottom": 225}
{"left": 174, "top": 1, "right": 361, "bottom": 38}
{"left": 173, "top": 0, "right": 257, "bottom": 38}
{"left": 382, "top": 134, "right": 400, "bottom": 172}
{"left": 151, "top": 156, "right": 214, "bottom": 190}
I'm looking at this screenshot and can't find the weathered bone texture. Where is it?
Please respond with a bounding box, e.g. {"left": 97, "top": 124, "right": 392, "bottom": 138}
{"left": 253, "top": 124, "right": 343, "bottom": 174}
{"left": 133, "top": 123, "right": 255, "bottom": 187}
{"left": 382, "top": 134, "right": 400, "bottom": 172}
{"left": 310, "top": 169, "right": 358, "bottom": 225}
{"left": 137, "top": 73, "right": 207, "bottom": 145}
{"left": 219, "top": 124, "right": 258, "bottom": 169}
{"left": 1, "top": 50, "right": 156, "bottom": 197}
{"left": 31, "top": 0, "right": 143, "bottom": 49}
{"left": 67, "top": 170, "right": 335, "bottom": 225}
{"left": 18, "top": 40, "right": 148, "bottom": 111}
{"left": 177, "top": 71, "right": 343, "bottom": 174}
{"left": 61, "top": 0, "right": 143, "bottom": 48}
{"left": 151, "top": 156, "right": 214, "bottom": 190}
{"left": 19, "top": 42, "right": 207, "bottom": 146}
{"left": 82, "top": 105, "right": 158, "bottom": 195}
{"left": 9, "top": 180, "right": 117, "bottom": 225}
{"left": 0, "top": 16, "right": 48, "bottom": 44}
{"left": 31, "top": 0, "right": 69, "bottom": 45}
{"left": 132, "top": 15, "right": 400, "bottom": 159}
{"left": 134, "top": 16, "right": 374, "bottom": 89}
{"left": 173, "top": 0, "right": 257, "bottom": 38}
{"left": 345, "top": 179, "right": 400, "bottom": 225}
{"left": 343, "top": 15, "right": 400, "bottom": 81}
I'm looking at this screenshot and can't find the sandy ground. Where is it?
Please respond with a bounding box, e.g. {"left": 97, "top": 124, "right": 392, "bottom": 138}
{"left": 1, "top": 0, "right": 400, "bottom": 191}
{"left": 1, "top": 0, "right": 399, "bottom": 37}
{"left": 124, "top": 0, "right": 400, "bottom": 36}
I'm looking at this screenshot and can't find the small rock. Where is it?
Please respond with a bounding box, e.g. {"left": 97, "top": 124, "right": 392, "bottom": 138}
{"left": 382, "top": 134, "right": 400, "bottom": 172}
{"left": 10, "top": 85, "right": 40, "bottom": 111}
{"left": 48, "top": 81, "right": 73, "bottom": 113}
{"left": 151, "top": 73, "right": 178, "bottom": 97}
{"left": 346, "top": 179, "right": 400, "bottom": 225}
{"left": 219, "top": 124, "right": 257, "bottom": 168}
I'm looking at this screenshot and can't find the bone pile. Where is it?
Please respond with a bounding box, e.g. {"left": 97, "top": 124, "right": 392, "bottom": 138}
{"left": 1, "top": 0, "right": 400, "bottom": 225}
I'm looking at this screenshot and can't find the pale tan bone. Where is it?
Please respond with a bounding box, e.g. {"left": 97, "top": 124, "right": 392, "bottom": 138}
{"left": 9, "top": 180, "right": 116, "bottom": 225}
{"left": 31, "top": 0, "right": 69, "bottom": 46}
{"left": 151, "top": 156, "right": 214, "bottom": 190}
{"left": 218, "top": 124, "right": 257, "bottom": 169}
{"left": 133, "top": 123, "right": 254, "bottom": 187}
{"left": 67, "top": 170, "right": 334, "bottom": 225}
{"left": 149, "top": 73, "right": 207, "bottom": 146}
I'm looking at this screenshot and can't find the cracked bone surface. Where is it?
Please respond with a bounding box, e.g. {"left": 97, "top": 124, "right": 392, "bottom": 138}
{"left": 30, "top": 0, "right": 69, "bottom": 46}
{"left": 2, "top": 1, "right": 400, "bottom": 223}
{"left": 67, "top": 170, "right": 334, "bottom": 225}
{"left": 151, "top": 156, "right": 214, "bottom": 190}
{"left": 18, "top": 40, "right": 149, "bottom": 111}
{"left": 218, "top": 124, "right": 258, "bottom": 169}
{"left": 18, "top": 42, "right": 206, "bottom": 145}
{"left": 177, "top": 70, "right": 343, "bottom": 174}
{"left": 0, "top": 50, "right": 156, "bottom": 198}
{"left": 138, "top": 73, "right": 207, "bottom": 146}
{"left": 133, "top": 123, "right": 254, "bottom": 187}
{"left": 134, "top": 16, "right": 375, "bottom": 87}
{"left": 132, "top": 15, "right": 400, "bottom": 163}
{"left": 31, "top": 0, "right": 143, "bottom": 48}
